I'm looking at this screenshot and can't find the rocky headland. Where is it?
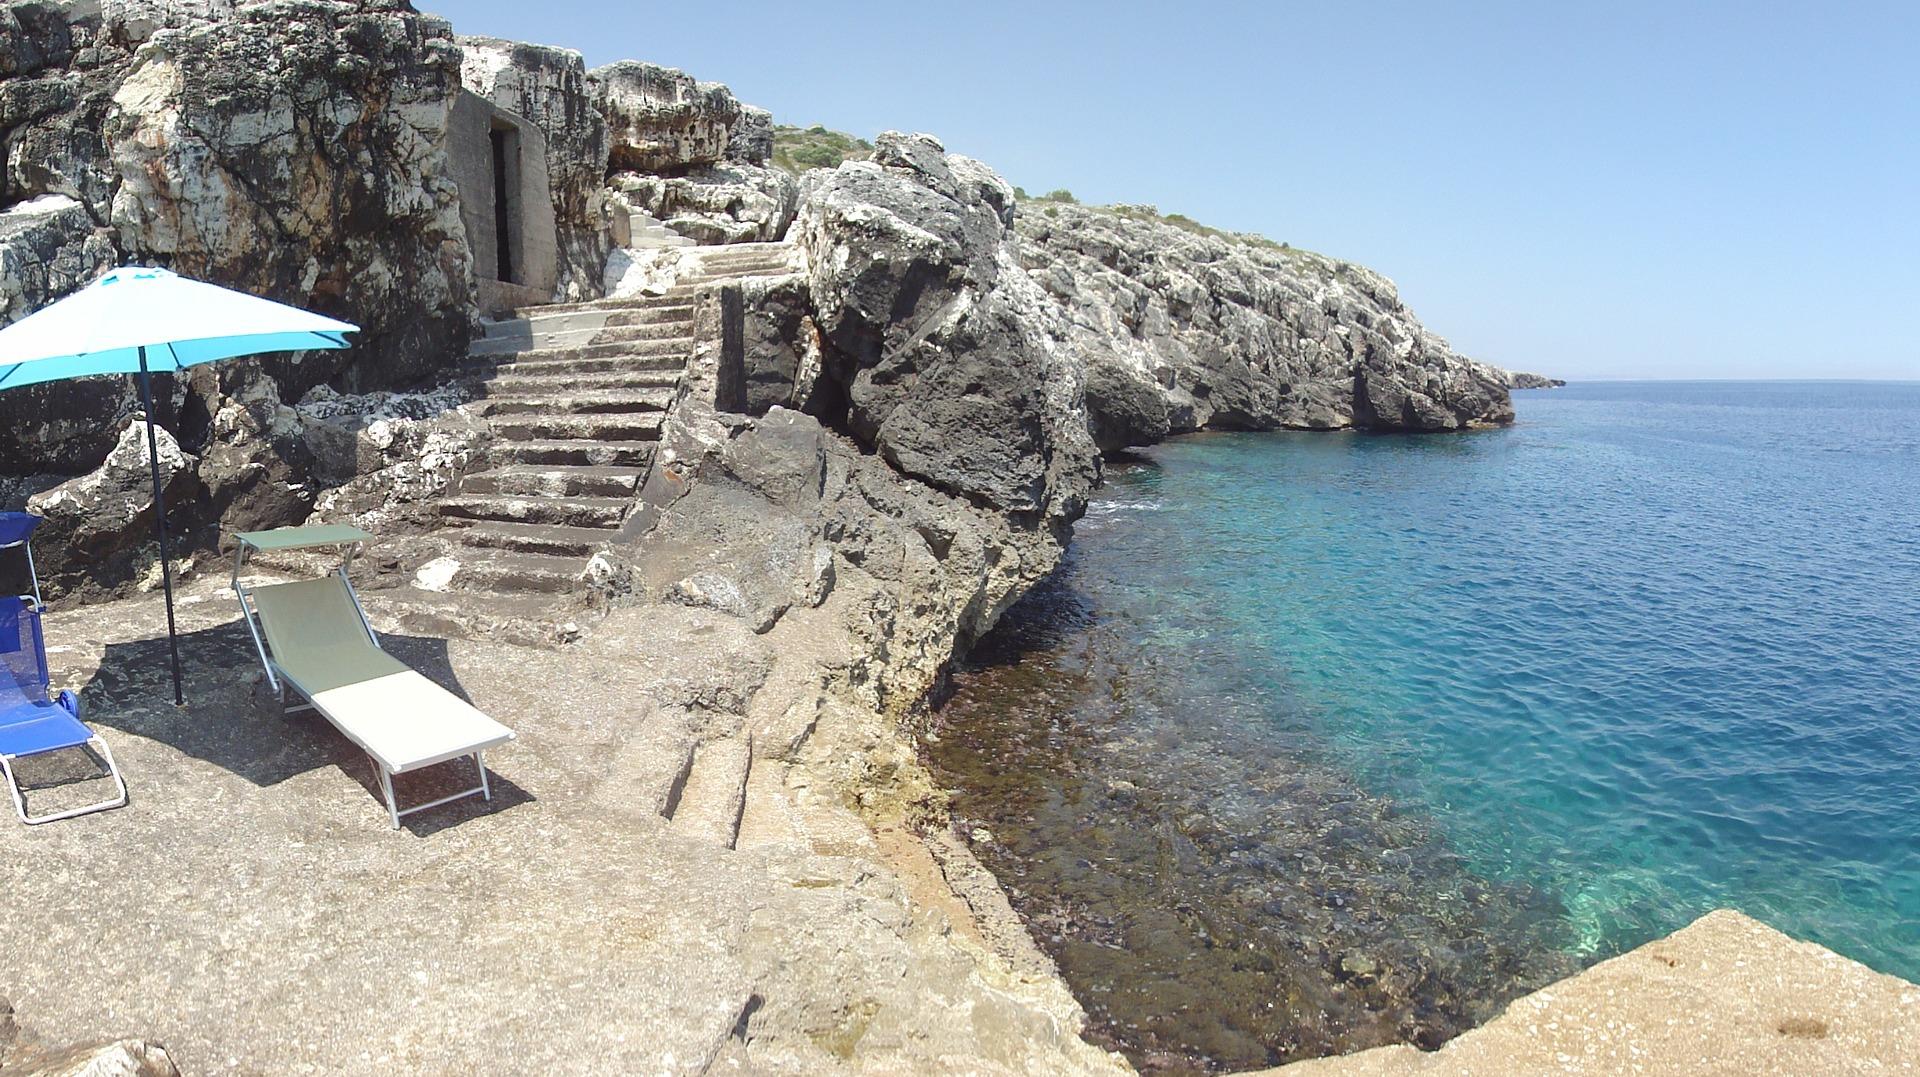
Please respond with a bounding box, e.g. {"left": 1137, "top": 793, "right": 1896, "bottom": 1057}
{"left": 0, "top": 2, "right": 1895, "bottom": 1074}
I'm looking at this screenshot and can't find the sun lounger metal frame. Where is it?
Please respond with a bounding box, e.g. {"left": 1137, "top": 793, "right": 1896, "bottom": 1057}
{"left": 0, "top": 512, "right": 128, "bottom": 824}
{"left": 232, "top": 524, "right": 511, "bottom": 828}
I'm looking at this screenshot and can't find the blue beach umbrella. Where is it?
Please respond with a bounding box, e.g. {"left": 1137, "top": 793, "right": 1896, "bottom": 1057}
{"left": 0, "top": 266, "right": 359, "bottom": 704}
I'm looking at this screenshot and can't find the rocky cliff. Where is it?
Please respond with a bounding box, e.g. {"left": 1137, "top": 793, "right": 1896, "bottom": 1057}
{"left": 1016, "top": 201, "right": 1513, "bottom": 447}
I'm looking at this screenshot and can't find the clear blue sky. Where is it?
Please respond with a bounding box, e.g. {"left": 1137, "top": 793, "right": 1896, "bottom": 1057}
{"left": 437, "top": 1, "right": 1918, "bottom": 381}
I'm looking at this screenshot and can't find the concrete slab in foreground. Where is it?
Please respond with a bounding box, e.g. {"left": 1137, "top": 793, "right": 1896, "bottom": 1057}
{"left": 1272, "top": 909, "right": 1920, "bottom": 1075}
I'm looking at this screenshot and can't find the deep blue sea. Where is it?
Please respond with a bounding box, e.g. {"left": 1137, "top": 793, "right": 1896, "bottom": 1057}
{"left": 931, "top": 380, "right": 1920, "bottom": 1069}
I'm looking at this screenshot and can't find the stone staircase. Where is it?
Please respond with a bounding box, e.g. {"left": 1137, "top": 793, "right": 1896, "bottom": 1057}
{"left": 376, "top": 242, "right": 798, "bottom": 642}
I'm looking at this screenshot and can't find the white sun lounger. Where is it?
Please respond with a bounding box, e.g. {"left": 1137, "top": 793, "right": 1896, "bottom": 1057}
{"left": 233, "top": 525, "right": 514, "bottom": 828}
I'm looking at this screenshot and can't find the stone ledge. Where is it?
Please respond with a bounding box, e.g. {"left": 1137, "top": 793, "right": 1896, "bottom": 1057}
{"left": 1269, "top": 909, "right": 1920, "bottom": 1076}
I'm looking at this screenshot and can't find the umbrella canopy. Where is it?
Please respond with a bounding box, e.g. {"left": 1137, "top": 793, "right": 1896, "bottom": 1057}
{"left": 0, "top": 266, "right": 360, "bottom": 704}
{"left": 0, "top": 266, "right": 357, "bottom": 389}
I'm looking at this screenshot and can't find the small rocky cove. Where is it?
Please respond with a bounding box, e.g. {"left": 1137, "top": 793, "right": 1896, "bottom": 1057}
{"left": 924, "top": 459, "right": 1579, "bottom": 1073}
{"left": 0, "top": 2, "right": 1912, "bottom": 1075}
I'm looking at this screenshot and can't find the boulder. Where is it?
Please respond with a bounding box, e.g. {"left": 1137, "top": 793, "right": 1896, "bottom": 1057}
{"left": 591, "top": 61, "right": 741, "bottom": 174}
{"left": 727, "top": 104, "right": 774, "bottom": 166}
{"left": 25, "top": 417, "right": 201, "bottom": 601}
{"left": 101, "top": 1, "right": 473, "bottom": 395}
{"left": 794, "top": 132, "right": 1098, "bottom": 519}
{"left": 609, "top": 163, "right": 797, "bottom": 245}
{"left": 1, "top": 1039, "right": 181, "bottom": 1077}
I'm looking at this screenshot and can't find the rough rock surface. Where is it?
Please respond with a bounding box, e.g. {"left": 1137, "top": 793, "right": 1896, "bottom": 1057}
{"left": 1503, "top": 369, "right": 1566, "bottom": 389}
{"left": 1014, "top": 202, "right": 1513, "bottom": 446}
{"left": 458, "top": 34, "right": 609, "bottom": 299}
{"left": 610, "top": 163, "right": 798, "bottom": 244}
{"left": 25, "top": 417, "right": 198, "bottom": 602}
{"left": 0, "top": 577, "right": 1125, "bottom": 1076}
{"left": 591, "top": 60, "right": 741, "bottom": 174}
{"left": 100, "top": 0, "right": 473, "bottom": 393}
{"left": 0, "top": 197, "right": 131, "bottom": 471}
{"left": 0, "top": 0, "right": 481, "bottom": 546}
{"left": 727, "top": 103, "right": 775, "bottom": 165}
{"left": 1274, "top": 910, "right": 1920, "bottom": 1075}
{"left": 793, "top": 132, "right": 1099, "bottom": 518}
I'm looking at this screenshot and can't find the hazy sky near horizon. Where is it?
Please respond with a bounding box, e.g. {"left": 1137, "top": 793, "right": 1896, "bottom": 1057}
{"left": 439, "top": 1, "right": 1918, "bottom": 381}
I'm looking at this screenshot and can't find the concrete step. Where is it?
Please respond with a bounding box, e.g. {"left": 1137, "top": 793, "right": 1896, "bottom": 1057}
{"left": 484, "top": 302, "right": 696, "bottom": 338}
{"left": 482, "top": 369, "right": 682, "bottom": 394}
{"left": 489, "top": 413, "right": 665, "bottom": 442}
{"left": 471, "top": 388, "right": 675, "bottom": 417}
{"left": 446, "top": 520, "right": 616, "bottom": 558}
{"left": 458, "top": 464, "right": 646, "bottom": 499}
{"left": 439, "top": 494, "right": 631, "bottom": 528}
{"left": 668, "top": 733, "right": 752, "bottom": 850}
{"left": 518, "top": 291, "right": 709, "bottom": 317}
{"left": 364, "top": 586, "right": 581, "bottom": 648}
{"left": 470, "top": 319, "right": 695, "bottom": 356}
{"left": 486, "top": 439, "right": 658, "bottom": 468}
{"left": 474, "top": 337, "right": 691, "bottom": 364}
{"left": 493, "top": 460, "right": 646, "bottom": 495}
{"left": 443, "top": 548, "right": 588, "bottom": 595}
{"left": 690, "top": 254, "right": 794, "bottom": 272}
{"left": 466, "top": 353, "right": 685, "bottom": 378}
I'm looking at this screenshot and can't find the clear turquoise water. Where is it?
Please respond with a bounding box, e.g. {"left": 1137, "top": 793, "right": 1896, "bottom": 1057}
{"left": 932, "top": 380, "right": 1920, "bottom": 1068}
{"left": 1091, "top": 380, "right": 1920, "bottom": 973}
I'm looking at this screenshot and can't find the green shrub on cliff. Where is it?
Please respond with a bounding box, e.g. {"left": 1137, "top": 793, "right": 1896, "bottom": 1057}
{"left": 773, "top": 125, "right": 873, "bottom": 174}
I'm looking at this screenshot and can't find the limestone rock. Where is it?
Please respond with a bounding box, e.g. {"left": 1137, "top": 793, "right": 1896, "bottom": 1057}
{"left": 2, "top": 1039, "right": 181, "bottom": 1077}
{"left": 0, "top": 195, "right": 125, "bottom": 470}
{"left": 1277, "top": 909, "right": 1920, "bottom": 1076}
{"left": 794, "top": 132, "right": 1099, "bottom": 518}
{"left": 1014, "top": 201, "right": 1514, "bottom": 441}
{"left": 99, "top": 1, "right": 474, "bottom": 395}
{"left": 610, "top": 163, "right": 797, "bottom": 245}
{"left": 591, "top": 60, "right": 741, "bottom": 174}
{"left": 1504, "top": 369, "right": 1566, "bottom": 389}
{"left": 727, "top": 104, "right": 774, "bottom": 166}
{"left": 299, "top": 384, "right": 486, "bottom": 532}
{"left": 25, "top": 417, "right": 200, "bottom": 600}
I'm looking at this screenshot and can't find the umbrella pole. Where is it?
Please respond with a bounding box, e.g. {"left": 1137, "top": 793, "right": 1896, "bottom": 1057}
{"left": 136, "top": 347, "right": 186, "bottom": 706}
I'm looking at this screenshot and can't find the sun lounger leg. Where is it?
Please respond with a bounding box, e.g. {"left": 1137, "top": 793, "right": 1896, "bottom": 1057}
{"left": 476, "top": 750, "right": 490, "bottom": 802}
{"left": 379, "top": 765, "right": 401, "bottom": 830}
{"left": 1, "top": 755, "right": 29, "bottom": 824}
{"left": 1, "top": 739, "right": 129, "bottom": 825}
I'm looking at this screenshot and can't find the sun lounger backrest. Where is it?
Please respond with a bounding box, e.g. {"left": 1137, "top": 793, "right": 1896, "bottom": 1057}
{"left": 0, "top": 597, "right": 49, "bottom": 706}
{"left": 248, "top": 576, "right": 403, "bottom": 694}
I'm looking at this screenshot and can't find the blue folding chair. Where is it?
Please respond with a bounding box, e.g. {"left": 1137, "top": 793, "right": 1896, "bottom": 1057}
{"left": 0, "top": 513, "right": 126, "bottom": 824}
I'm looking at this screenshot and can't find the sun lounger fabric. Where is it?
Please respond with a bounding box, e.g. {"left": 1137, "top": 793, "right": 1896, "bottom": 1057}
{"left": 247, "top": 578, "right": 512, "bottom": 775}
{"left": 0, "top": 598, "right": 88, "bottom": 758}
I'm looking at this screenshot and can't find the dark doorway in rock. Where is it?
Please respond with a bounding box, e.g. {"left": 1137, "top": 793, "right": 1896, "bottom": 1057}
{"left": 489, "top": 126, "right": 516, "bottom": 284}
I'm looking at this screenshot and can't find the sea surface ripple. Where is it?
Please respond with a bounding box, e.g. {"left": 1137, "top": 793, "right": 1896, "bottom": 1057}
{"left": 928, "top": 381, "right": 1920, "bottom": 1072}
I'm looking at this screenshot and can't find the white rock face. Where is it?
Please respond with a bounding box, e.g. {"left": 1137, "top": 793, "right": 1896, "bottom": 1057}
{"left": 1014, "top": 201, "right": 1515, "bottom": 442}
{"left": 590, "top": 60, "right": 741, "bottom": 172}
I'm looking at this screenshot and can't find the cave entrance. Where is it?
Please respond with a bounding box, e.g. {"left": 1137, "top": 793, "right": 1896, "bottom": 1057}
{"left": 489, "top": 124, "right": 518, "bottom": 284}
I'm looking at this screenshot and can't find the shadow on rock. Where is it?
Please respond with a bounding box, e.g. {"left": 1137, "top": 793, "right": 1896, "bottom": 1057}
{"left": 78, "top": 622, "right": 531, "bottom": 830}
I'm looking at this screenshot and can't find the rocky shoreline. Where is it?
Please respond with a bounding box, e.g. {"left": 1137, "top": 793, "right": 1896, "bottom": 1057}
{"left": 0, "top": 2, "right": 1904, "bottom": 1074}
